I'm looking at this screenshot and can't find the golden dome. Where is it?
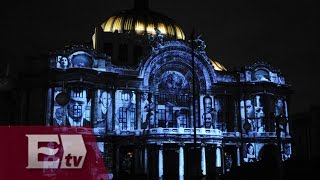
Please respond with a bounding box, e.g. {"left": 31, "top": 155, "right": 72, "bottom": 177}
{"left": 209, "top": 58, "right": 227, "bottom": 71}
{"left": 101, "top": 9, "right": 185, "bottom": 40}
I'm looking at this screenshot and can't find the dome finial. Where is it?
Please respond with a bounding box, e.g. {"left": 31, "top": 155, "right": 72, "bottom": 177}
{"left": 134, "top": 0, "right": 149, "bottom": 10}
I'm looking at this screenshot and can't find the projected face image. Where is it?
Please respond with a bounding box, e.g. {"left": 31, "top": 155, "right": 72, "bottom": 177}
{"left": 70, "top": 52, "right": 93, "bottom": 68}
{"left": 245, "top": 100, "right": 254, "bottom": 118}
{"left": 282, "top": 143, "right": 291, "bottom": 161}
{"left": 68, "top": 98, "right": 87, "bottom": 120}
{"left": 94, "top": 90, "right": 112, "bottom": 135}
{"left": 200, "top": 95, "right": 217, "bottom": 128}
{"left": 54, "top": 107, "right": 65, "bottom": 125}
{"left": 123, "top": 92, "right": 134, "bottom": 108}
{"left": 204, "top": 113, "right": 212, "bottom": 128}
{"left": 116, "top": 90, "right": 136, "bottom": 130}
{"left": 204, "top": 96, "right": 213, "bottom": 113}
{"left": 158, "top": 71, "right": 188, "bottom": 92}
{"left": 55, "top": 107, "right": 64, "bottom": 120}
{"left": 100, "top": 91, "right": 111, "bottom": 108}
{"left": 60, "top": 57, "right": 69, "bottom": 68}
{"left": 175, "top": 110, "right": 187, "bottom": 127}
{"left": 244, "top": 143, "right": 256, "bottom": 162}
{"left": 257, "top": 118, "right": 265, "bottom": 132}
{"left": 67, "top": 90, "right": 87, "bottom": 122}
{"left": 148, "top": 112, "right": 154, "bottom": 127}
{"left": 275, "top": 99, "right": 284, "bottom": 116}
{"left": 204, "top": 113, "right": 212, "bottom": 123}
{"left": 254, "top": 69, "right": 270, "bottom": 81}
{"left": 56, "top": 56, "right": 69, "bottom": 69}
{"left": 141, "top": 93, "right": 152, "bottom": 124}
{"left": 247, "top": 144, "right": 254, "bottom": 155}
{"left": 276, "top": 99, "right": 283, "bottom": 109}
{"left": 52, "top": 88, "right": 91, "bottom": 127}
{"left": 240, "top": 99, "right": 255, "bottom": 120}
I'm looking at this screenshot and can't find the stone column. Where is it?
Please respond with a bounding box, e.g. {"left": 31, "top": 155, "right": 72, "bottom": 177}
{"left": 236, "top": 145, "right": 241, "bottom": 166}
{"left": 234, "top": 99, "right": 239, "bottom": 132}
{"left": 105, "top": 142, "right": 113, "bottom": 177}
{"left": 158, "top": 144, "right": 164, "bottom": 179}
{"left": 115, "top": 146, "right": 120, "bottom": 177}
{"left": 190, "top": 97, "right": 195, "bottom": 128}
{"left": 221, "top": 145, "right": 225, "bottom": 174}
{"left": 136, "top": 92, "right": 142, "bottom": 130}
{"left": 201, "top": 143, "right": 206, "bottom": 176}
{"left": 107, "top": 91, "right": 113, "bottom": 132}
{"left": 284, "top": 100, "right": 289, "bottom": 135}
{"left": 111, "top": 90, "right": 117, "bottom": 132}
{"left": 144, "top": 146, "right": 148, "bottom": 175}
{"left": 179, "top": 144, "right": 184, "bottom": 180}
{"left": 134, "top": 147, "right": 139, "bottom": 174}
{"left": 216, "top": 144, "right": 221, "bottom": 167}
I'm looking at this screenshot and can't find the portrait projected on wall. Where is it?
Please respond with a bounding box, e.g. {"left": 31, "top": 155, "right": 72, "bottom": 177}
{"left": 51, "top": 87, "right": 92, "bottom": 127}
{"left": 253, "top": 69, "right": 270, "bottom": 81}
{"left": 275, "top": 98, "right": 288, "bottom": 134}
{"left": 141, "top": 92, "right": 153, "bottom": 124}
{"left": 243, "top": 143, "right": 256, "bottom": 162}
{"left": 158, "top": 71, "right": 189, "bottom": 93}
{"left": 200, "top": 95, "right": 217, "bottom": 129}
{"left": 93, "top": 90, "right": 112, "bottom": 135}
{"left": 245, "top": 71, "right": 252, "bottom": 81}
{"left": 56, "top": 56, "right": 71, "bottom": 69}
{"left": 214, "top": 97, "right": 224, "bottom": 130}
{"left": 53, "top": 52, "right": 93, "bottom": 69}
{"left": 275, "top": 98, "right": 285, "bottom": 117}
{"left": 69, "top": 51, "right": 94, "bottom": 68}
{"left": 115, "top": 90, "right": 136, "bottom": 131}
{"left": 243, "top": 143, "right": 265, "bottom": 163}
{"left": 173, "top": 107, "right": 189, "bottom": 128}
{"left": 240, "top": 95, "right": 265, "bottom": 133}
{"left": 281, "top": 143, "right": 291, "bottom": 161}
{"left": 50, "top": 51, "right": 108, "bottom": 71}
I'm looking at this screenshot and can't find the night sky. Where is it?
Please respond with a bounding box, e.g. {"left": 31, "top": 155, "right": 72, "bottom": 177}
{"left": 1, "top": 0, "right": 318, "bottom": 115}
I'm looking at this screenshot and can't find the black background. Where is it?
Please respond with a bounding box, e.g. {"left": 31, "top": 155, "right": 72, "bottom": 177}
{"left": 1, "top": 0, "right": 318, "bottom": 114}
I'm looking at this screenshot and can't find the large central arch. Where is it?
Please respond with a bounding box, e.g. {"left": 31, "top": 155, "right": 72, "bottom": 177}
{"left": 139, "top": 41, "right": 216, "bottom": 92}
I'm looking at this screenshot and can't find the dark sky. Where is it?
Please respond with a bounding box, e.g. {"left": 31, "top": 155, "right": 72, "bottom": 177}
{"left": 1, "top": 0, "right": 318, "bottom": 114}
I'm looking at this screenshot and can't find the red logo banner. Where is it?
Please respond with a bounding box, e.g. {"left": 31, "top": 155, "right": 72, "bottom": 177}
{"left": 0, "top": 126, "right": 108, "bottom": 180}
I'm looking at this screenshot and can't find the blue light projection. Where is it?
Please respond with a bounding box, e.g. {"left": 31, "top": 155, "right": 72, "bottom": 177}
{"left": 140, "top": 92, "right": 154, "bottom": 127}
{"left": 93, "top": 90, "right": 113, "bottom": 135}
{"left": 241, "top": 62, "right": 286, "bottom": 85}
{"left": 49, "top": 48, "right": 114, "bottom": 72}
{"left": 200, "top": 95, "right": 216, "bottom": 128}
{"left": 243, "top": 142, "right": 256, "bottom": 162}
{"left": 48, "top": 42, "right": 286, "bottom": 134}
{"left": 139, "top": 41, "right": 216, "bottom": 91}
{"left": 158, "top": 71, "right": 189, "bottom": 93}
{"left": 115, "top": 90, "right": 136, "bottom": 131}
{"left": 49, "top": 87, "right": 92, "bottom": 127}
{"left": 46, "top": 37, "right": 291, "bottom": 170}
{"left": 281, "top": 143, "right": 291, "bottom": 161}
{"left": 240, "top": 95, "right": 267, "bottom": 133}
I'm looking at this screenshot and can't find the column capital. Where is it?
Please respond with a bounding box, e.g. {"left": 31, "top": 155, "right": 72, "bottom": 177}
{"left": 236, "top": 143, "right": 242, "bottom": 148}
{"left": 136, "top": 91, "right": 143, "bottom": 94}
{"left": 216, "top": 143, "right": 222, "bottom": 148}
{"left": 158, "top": 143, "right": 164, "bottom": 150}
{"left": 201, "top": 143, "right": 207, "bottom": 147}
{"left": 178, "top": 143, "right": 185, "bottom": 147}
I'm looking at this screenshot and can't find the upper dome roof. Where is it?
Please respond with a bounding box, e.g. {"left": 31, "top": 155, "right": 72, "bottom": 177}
{"left": 101, "top": 0, "right": 185, "bottom": 40}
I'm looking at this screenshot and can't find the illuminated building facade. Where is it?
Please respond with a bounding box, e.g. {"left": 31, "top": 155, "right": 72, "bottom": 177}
{"left": 41, "top": 0, "right": 294, "bottom": 179}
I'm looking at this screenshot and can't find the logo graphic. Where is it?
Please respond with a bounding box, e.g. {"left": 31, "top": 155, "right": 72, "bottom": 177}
{"left": 26, "top": 134, "right": 87, "bottom": 169}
